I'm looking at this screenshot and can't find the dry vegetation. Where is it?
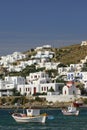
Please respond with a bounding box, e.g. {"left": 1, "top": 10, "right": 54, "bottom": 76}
{"left": 23, "top": 43, "right": 87, "bottom": 65}
{"left": 52, "top": 44, "right": 87, "bottom": 65}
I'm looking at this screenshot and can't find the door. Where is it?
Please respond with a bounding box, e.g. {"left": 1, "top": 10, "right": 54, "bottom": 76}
{"left": 34, "top": 87, "right": 36, "bottom": 94}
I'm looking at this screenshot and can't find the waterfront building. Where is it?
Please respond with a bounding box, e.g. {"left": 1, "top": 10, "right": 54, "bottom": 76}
{"left": 18, "top": 71, "right": 64, "bottom": 96}
{"left": 62, "top": 81, "right": 81, "bottom": 96}
{"left": 0, "top": 79, "right": 15, "bottom": 97}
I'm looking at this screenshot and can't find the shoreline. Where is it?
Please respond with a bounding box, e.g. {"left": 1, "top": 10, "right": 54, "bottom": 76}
{"left": 0, "top": 103, "right": 87, "bottom": 109}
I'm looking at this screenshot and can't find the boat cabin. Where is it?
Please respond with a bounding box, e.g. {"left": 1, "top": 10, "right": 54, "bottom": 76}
{"left": 68, "top": 106, "right": 76, "bottom": 112}
{"left": 26, "top": 109, "right": 40, "bottom": 116}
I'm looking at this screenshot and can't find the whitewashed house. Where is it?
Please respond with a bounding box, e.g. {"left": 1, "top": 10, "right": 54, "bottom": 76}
{"left": 18, "top": 81, "right": 64, "bottom": 96}
{"left": 69, "top": 64, "right": 80, "bottom": 72}
{"left": 62, "top": 81, "right": 81, "bottom": 96}
{"left": 7, "top": 65, "right": 15, "bottom": 72}
{"left": 31, "top": 50, "right": 54, "bottom": 59}
{"left": 67, "top": 72, "right": 87, "bottom": 84}
{"left": 43, "top": 45, "right": 52, "bottom": 49}
{"left": 81, "top": 41, "right": 87, "bottom": 46}
{"left": 18, "top": 71, "right": 64, "bottom": 96}
{"left": 1, "top": 51, "right": 27, "bottom": 64}
{"left": 58, "top": 67, "right": 70, "bottom": 76}
{"left": 17, "top": 84, "right": 40, "bottom": 96}
{"left": 26, "top": 71, "right": 50, "bottom": 84}
{"left": 0, "top": 79, "right": 15, "bottom": 97}
{"left": 0, "top": 76, "right": 26, "bottom": 97}
{"left": 35, "top": 45, "right": 51, "bottom": 51}
{"left": 37, "top": 62, "right": 60, "bottom": 70}
{"left": 5, "top": 76, "right": 25, "bottom": 85}
{"left": 44, "top": 62, "right": 59, "bottom": 70}
{"left": 11, "top": 52, "right": 26, "bottom": 61}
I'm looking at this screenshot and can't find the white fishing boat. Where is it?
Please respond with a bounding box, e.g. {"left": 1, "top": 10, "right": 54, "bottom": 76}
{"left": 11, "top": 108, "right": 47, "bottom": 123}
{"left": 62, "top": 105, "right": 79, "bottom": 116}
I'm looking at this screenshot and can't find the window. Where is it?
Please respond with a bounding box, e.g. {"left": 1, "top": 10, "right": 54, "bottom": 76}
{"left": 28, "top": 109, "right": 31, "bottom": 112}
{"left": 73, "top": 90, "right": 75, "bottom": 95}
{"left": 31, "top": 76, "right": 33, "bottom": 78}
{"left": 34, "top": 75, "right": 37, "bottom": 78}
{"left": 65, "top": 90, "right": 66, "bottom": 95}
{"left": 42, "top": 87, "right": 43, "bottom": 91}
{"left": 20, "top": 88, "right": 21, "bottom": 92}
{"left": 44, "top": 87, "right": 46, "bottom": 91}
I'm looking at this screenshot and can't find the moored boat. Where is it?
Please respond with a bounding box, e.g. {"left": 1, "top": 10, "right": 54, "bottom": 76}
{"left": 61, "top": 105, "right": 79, "bottom": 116}
{"left": 11, "top": 109, "right": 47, "bottom": 123}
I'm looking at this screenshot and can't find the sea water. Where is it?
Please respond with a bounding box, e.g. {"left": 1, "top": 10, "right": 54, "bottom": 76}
{"left": 0, "top": 108, "right": 87, "bottom": 130}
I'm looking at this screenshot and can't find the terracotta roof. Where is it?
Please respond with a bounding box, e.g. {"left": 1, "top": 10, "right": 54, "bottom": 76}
{"left": 66, "top": 81, "right": 74, "bottom": 84}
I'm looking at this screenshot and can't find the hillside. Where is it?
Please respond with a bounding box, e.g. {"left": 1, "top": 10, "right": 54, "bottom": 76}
{"left": 0, "top": 43, "right": 87, "bottom": 77}
{"left": 56, "top": 44, "right": 87, "bottom": 65}
{"left": 25, "top": 43, "right": 87, "bottom": 65}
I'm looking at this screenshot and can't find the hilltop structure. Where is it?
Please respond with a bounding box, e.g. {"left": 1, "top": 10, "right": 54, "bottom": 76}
{"left": 81, "top": 40, "right": 87, "bottom": 46}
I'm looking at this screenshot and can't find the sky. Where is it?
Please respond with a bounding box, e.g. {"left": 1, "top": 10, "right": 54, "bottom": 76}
{"left": 0, "top": 0, "right": 87, "bottom": 56}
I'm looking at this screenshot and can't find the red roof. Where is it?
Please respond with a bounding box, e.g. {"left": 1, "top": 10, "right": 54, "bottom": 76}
{"left": 66, "top": 81, "right": 74, "bottom": 84}
{"left": 66, "top": 81, "right": 74, "bottom": 88}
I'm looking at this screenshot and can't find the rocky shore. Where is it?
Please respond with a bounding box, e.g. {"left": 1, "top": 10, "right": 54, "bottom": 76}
{"left": 0, "top": 101, "right": 75, "bottom": 109}
{"left": 0, "top": 96, "right": 86, "bottom": 109}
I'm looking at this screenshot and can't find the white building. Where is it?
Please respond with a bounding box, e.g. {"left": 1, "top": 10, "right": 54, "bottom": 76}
{"left": 26, "top": 71, "right": 50, "bottom": 84}
{"left": 70, "top": 64, "right": 83, "bottom": 72}
{"left": 17, "top": 82, "right": 64, "bottom": 96}
{"left": 18, "top": 71, "right": 64, "bottom": 96}
{"left": 62, "top": 81, "right": 81, "bottom": 96}
{"left": 5, "top": 76, "right": 25, "bottom": 85}
{"left": 1, "top": 51, "right": 27, "bottom": 64}
{"left": 67, "top": 72, "right": 87, "bottom": 83}
{"left": 31, "top": 50, "right": 54, "bottom": 59}
{"left": 0, "top": 79, "right": 15, "bottom": 97}
{"left": 37, "top": 62, "right": 60, "bottom": 70}
{"left": 0, "top": 76, "right": 26, "bottom": 97}
{"left": 35, "top": 45, "right": 51, "bottom": 51}
{"left": 81, "top": 41, "right": 87, "bottom": 46}
{"left": 58, "top": 67, "right": 70, "bottom": 76}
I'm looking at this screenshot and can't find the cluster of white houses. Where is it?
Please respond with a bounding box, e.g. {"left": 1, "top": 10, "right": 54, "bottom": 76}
{"left": 0, "top": 45, "right": 57, "bottom": 72}
{"left": 0, "top": 43, "right": 87, "bottom": 101}
{"left": 0, "top": 43, "right": 86, "bottom": 73}
{"left": 0, "top": 71, "right": 63, "bottom": 96}
{"left": 0, "top": 71, "right": 81, "bottom": 98}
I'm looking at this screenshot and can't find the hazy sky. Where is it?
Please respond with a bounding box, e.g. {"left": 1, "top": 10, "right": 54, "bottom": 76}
{"left": 0, "top": 0, "right": 87, "bottom": 56}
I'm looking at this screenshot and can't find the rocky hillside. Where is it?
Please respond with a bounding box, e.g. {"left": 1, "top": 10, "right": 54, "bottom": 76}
{"left": 57, "top": 44, "right": 87, "bottom": 65}
{"left": 25, "top": 43, "right": 87, "bottom": 65}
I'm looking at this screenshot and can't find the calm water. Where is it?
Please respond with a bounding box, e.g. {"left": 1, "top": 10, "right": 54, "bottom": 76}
{"left": 0, "top": 108, "right": 87, "bottom": 130}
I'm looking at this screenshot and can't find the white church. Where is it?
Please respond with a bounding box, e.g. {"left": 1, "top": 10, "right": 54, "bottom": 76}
{"left": 62, "top": 81, "right": 81, "bottom": 96}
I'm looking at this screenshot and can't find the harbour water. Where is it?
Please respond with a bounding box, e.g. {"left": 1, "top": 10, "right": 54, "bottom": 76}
{"left": 0, "top": 108, "right": 87, "bottom": 130}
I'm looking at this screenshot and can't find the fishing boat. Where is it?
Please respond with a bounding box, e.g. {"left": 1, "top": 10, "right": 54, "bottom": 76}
{"left": 11, "top": 108, "right": 47, "bottom": 123}
{"left": 61, "top": 105, "right": 79, "bottom": 116}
